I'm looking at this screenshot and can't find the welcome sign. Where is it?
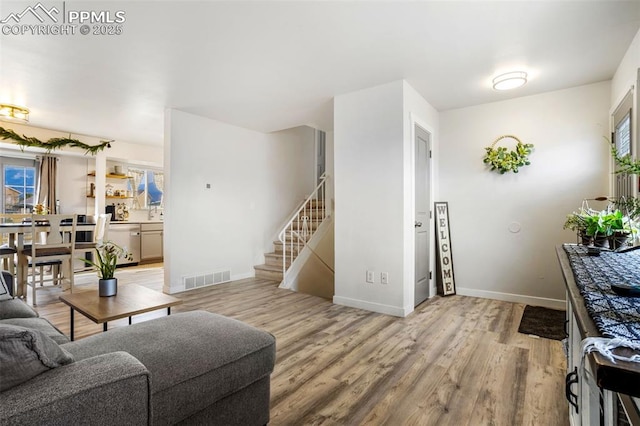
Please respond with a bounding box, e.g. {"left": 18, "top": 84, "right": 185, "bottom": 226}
{"left": 434, "top": 202, "right": 456, "bottom": 296}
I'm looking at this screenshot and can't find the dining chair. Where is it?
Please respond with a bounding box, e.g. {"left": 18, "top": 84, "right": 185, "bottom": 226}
{"left": 20, "top": 214, "right": 76, "bottom": 306}
{"left": 0, "top": 214, "right": 30, "bottom": 295}
{"left": 75, "top": 213, "right": 111, "bottom": 273}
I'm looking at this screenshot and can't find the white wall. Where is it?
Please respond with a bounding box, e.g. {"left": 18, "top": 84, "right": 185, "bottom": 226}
{"left": 264, "top": 125, "right": 316, "bottom": 246}
{"left": 57, "top": 155, "right": 91, "bottom": 214}
{"left": 611, "top": 28, "right": 640, "bottom": 108}
{"left": 439, "top": 82, "right": 611, "bottom": 308}
{"left": 163, "top": 110, "right": 315, "bottom": 293}
{"left": 611, "top": 27, "right": 639, "bottom": 175}
{"left": 333, "top": 80, "right": 439, "bottom": 316}
{"left": 325, "top": 130, "right": 335, "bottom": 215}
{"left": 334, "top": 81, "right": 405, "bottom": 315}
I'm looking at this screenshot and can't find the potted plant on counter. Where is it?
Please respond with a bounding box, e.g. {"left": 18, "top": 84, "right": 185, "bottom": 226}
{"left": 564, "top": 207, "right": 637, "bottom": 250}
{"left": 80, "top": 241, "right": 133, "bottom": 296}
{"left": 563, "top": 212, "right": 591, "bottom": 245}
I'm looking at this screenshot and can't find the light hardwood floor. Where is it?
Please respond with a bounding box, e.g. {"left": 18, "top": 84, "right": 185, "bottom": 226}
{"left": 32, "top": 265, "right": 568, "bottom": 426}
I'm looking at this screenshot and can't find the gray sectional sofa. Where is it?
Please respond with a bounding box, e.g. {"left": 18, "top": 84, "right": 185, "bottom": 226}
{"left": 0, "top": 273, "right": 276, "bottom": 425}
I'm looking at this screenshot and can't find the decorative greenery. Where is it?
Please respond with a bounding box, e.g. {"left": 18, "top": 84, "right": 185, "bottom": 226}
{"left": 614, "top": 196, "right": 640, "bottom": 222}
{"left": 564, "top": 206, "right": 638, "bottom": 249}
{"left": 80, "top": 241, "right": 133, "bottom": 279}
{"left": 611, "top": 144, "right": 640, "bottom": 175}
{"left": 483, "top": 135, "right": 534, "bottom": 174}
{"left": 0, "top": 127, "right": 111, "bottom": 155}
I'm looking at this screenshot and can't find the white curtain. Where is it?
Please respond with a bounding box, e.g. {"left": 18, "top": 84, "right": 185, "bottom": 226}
{"left": 128, "top": 168, "right": 145, "bottom": 210}
{"left": 155, "top": 172, "right": 164, "bottom": 206}
{"left": 36, "top": 156, "right": 57, "bottom": 213}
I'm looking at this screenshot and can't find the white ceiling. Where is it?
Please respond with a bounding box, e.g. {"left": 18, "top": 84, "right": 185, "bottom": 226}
{"left": 1, "top": 1, "right": 639, "bottom": 146}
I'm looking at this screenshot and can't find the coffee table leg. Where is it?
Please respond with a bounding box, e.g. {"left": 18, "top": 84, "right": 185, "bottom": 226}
{"left": 103, "top": 322, "right": 107, "bottom": 332}
{"left": 70, "top": 307, "right": 74, "bottom": 341}
{"left": 168, "top": 307, "right": 171, "bottom": 316}
{"left": 129, "top": 316, "right": 132, "bottom": 325}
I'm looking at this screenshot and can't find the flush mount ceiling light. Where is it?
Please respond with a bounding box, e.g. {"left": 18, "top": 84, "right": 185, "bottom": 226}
{"left": 0, "top": 104, "right": 29, "bottom": 122}
{"left": 492, "top": 71, "right": 528, "bottom": 91}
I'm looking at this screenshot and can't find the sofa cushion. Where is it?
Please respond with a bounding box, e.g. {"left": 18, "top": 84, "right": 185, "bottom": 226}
{"left": 0, "top": 271, "right": 12, "bottom": 301}
{"left": 63, "top": 311, "right": 276, "bottom": 425}
{"left": 0, "top": 299, "right": 39, "bottom": 320}
{"left": 0, "top": 317, "right": 69, "bottom": 345}
{"left": 0, "top": 324, "right": 74, "bottom": 392}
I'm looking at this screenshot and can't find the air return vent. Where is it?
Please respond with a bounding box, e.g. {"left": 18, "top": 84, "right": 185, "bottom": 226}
{"left": 183, "top": 270, "right": 231, "bottom": 290}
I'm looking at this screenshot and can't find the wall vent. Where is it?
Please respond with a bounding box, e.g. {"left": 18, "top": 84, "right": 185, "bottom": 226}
{"left": 183, "top": 270, "right": 231, "bottom": 290}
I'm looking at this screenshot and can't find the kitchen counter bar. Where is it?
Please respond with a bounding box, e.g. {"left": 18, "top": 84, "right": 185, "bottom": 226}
{"left": 557, "top": 245, "right": 640, "bottom": 397}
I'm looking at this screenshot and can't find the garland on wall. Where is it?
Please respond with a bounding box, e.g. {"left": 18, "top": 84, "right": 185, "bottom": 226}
{"left": 483, "top": 135, "right": 534, "bottom": 174}
{"left": 0, "top": 126, "right": 112, "bottom": 155}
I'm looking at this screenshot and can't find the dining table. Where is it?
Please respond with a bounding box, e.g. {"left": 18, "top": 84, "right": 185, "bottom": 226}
{"left": 0, "top": 221, "right": 95, "bottom": 298}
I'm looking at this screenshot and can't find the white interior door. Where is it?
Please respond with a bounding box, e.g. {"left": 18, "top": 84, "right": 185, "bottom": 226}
{"left": 415, "top": 125, "right": 431, "bottom": 307}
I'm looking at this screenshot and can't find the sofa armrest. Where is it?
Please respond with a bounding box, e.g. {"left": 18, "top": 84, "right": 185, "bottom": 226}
{"left": 0, "top": 351, "right": 151, "bottom": 426}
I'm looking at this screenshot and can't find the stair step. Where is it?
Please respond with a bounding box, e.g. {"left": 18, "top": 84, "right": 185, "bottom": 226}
{"left": 283, "top": 230, "right": 311, "bottom": 240}
{"left": 287, "top": 220, "right": 321, "bottom": 230}
{"left": 305, "top": 199, "right": 325, "bottom": 208}
{"left": 254, "top": 264, "right": 283, "bottom": 281}
{"left": 265, "top": 252, "right": 294, "bottom": 267}
{"left": 298, "top": 210, "right": 325, "bottom": 219}
{"left": 273, "top": 240, "right": 303, "bottom": 250}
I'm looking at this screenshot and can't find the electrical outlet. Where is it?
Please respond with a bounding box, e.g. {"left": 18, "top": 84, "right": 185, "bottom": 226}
{"left": 366, "top": 270, "right": 374, "bottom": 283}
{"left": 381, "top": 272, "right": 389, "bottom": 285}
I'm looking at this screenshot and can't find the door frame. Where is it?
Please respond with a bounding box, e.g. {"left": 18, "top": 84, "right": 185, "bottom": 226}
{"left": 409, "top": 114, "right": 436, "bottom": 303}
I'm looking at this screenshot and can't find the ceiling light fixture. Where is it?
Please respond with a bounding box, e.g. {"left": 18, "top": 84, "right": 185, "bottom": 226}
{"left": 492, "top": 71, "right": 528, "bottom": 91}
{"left": 0, "top": 104, "right": 29, "bottom": 122}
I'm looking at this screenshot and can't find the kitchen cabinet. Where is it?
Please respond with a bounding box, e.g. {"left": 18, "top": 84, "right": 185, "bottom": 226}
{"left": 109, "top": 223, "right": 140, "bottom": 265}
{"left": 558, "top": 246, "right": 640, "bottom": 425}
{"left": 141, "top": 222, "right": 163, "bottom": 263}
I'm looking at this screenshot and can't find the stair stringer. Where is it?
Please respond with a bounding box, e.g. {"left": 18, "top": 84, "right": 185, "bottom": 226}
{"left": 279, "top": 214, "right": 333, "bottom": 291}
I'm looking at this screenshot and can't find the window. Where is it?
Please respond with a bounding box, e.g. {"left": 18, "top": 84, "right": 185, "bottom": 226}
{"left": 1, "top": 157, "right": 37, "bottom": 213}
{"left": 615, "top": 111, "right": 631, "bottom": 157}
{"left": 613, "top": 89, "right": 634, "bottom": 199}
{"left": 128, "top": 167, "right": 163, "bottom": 209}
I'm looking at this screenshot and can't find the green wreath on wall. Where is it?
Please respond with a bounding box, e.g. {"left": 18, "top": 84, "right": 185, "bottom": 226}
{"left": 483, "top": 135, "right": 534, "bottom": 174}
{"left": 0, "top": 127, "right": 112, "bottom": 155}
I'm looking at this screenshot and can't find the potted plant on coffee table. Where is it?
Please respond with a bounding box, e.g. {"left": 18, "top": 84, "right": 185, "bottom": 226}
{"left": 81, "top": 241, "right": 133, "bottom": 297}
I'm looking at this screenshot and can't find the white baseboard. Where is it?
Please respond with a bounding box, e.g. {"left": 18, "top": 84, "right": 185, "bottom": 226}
{"left": 232, "top": 272, "right": 255, "bottom": 281}
{"left": 456, "top": 287, "right": 566, "bottom": 310}
{"left": 333, "top": 295, "right": 411, "bottom": 317}
{"left": 163, "top": 283, "right": 180, "bottom": 294}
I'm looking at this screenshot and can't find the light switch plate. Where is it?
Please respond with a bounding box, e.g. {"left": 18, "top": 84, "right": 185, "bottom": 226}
{"left": 366, "top": 270, "right": 374, "bottom": 283}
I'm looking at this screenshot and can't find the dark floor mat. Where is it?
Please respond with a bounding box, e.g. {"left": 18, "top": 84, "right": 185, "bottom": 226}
{"left": 517, "top": 305, "right": 566, "bottom": 340}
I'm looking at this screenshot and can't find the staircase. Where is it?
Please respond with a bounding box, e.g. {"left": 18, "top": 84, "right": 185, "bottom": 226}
{"left": 254, "top": 175, "right": 328, "bottom": 283}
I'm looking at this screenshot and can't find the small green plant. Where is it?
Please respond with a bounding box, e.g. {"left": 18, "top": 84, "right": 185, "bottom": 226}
{"left": 611, "top": 144, "right": 640, "bottom": 175}
{"left": 563, "top": 213, "right": 587, "bottom": 233}
{"left": 80, "top": 241, "right": 133, "bottom": 279}
{"left": 483, "top": 137, "right": 534, "bottom": 174}
{"left": 570, "top": 209, "right": 636, "bottom": 237}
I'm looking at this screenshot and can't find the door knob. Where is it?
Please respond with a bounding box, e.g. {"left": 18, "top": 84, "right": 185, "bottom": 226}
{"left": 415, "top": 221, "right": 422, "bottom": 228}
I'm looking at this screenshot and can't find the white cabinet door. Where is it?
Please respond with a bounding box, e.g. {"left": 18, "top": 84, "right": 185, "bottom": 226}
{"left": 567, "top": 295, "right": 617, "bottom": 426}
{"left": 109, "top": 224, "right": 140, "bottom": 264}
{"left": 141, "top": 231, "right": 163, "bottom": 261}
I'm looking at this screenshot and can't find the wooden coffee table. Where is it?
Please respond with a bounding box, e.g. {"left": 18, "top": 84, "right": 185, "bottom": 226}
{"left": 59, "top": 284, "right": 182, "bottom": 341}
